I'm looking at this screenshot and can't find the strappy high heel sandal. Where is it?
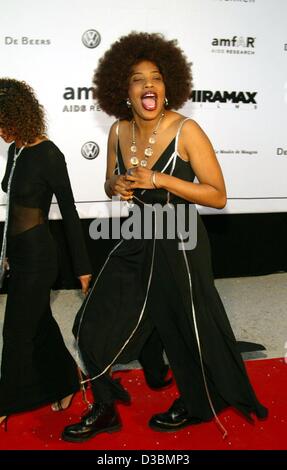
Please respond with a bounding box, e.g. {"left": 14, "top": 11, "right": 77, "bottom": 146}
{"left": 51, "top": 393, "right": 74, "bottom": 412}
{"left": 0, "top": 416, "right": 8, "bottom": 432}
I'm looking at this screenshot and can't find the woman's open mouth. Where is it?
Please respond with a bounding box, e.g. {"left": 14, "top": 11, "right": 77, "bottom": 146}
{"left": 141, "top": 92, "right": 157, "bottom": 111}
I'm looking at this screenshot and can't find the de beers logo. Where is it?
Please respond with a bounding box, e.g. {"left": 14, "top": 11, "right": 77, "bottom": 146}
{"left": 81, "top": 142, "right": 100, "bottom": 160}
{"left": 82, "top": 30, "right": 101, "bottom": 48}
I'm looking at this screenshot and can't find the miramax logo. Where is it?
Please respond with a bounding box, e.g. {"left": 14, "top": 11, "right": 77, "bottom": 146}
{"left": 190, "top": 90, "right": 257, "bottom": 108}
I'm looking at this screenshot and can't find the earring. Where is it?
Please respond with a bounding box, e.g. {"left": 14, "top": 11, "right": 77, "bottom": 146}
{"left": 126, "top": 98, "right": 132, "bottom": 108}
{"left": 164, "top": 97, "right": 169, "bottom": 107}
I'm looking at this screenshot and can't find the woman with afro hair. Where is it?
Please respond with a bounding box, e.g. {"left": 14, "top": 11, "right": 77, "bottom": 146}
{"left": 0, "top": 79, "right": 92, "bottom": 428}
{"left": 62, "top": 32, "right": 267, "bottom": 442}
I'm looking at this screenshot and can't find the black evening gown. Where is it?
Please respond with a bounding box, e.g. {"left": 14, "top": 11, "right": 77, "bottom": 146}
{"left": 74, "top": 120, "right": 267, "bottom": 423}
{"left": 0, "top": 141, "right": 91, "bottom": 416}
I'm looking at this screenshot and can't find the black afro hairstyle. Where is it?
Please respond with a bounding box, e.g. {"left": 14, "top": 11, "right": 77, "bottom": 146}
{"left": 93, "top": 32, "right": 192, "bottom": 120}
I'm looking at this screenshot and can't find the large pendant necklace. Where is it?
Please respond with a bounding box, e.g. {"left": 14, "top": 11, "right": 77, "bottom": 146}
{"left": 130, "top": 112, "right": 165, "bottom": 168}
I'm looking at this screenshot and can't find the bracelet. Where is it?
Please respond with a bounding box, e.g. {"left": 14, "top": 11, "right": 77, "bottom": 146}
{"left": 151, "top": 171, "right": 158, "bottom": 189}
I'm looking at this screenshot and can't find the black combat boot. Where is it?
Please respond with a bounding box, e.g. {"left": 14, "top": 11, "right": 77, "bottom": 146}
{"left": 62, "top": 402, "right": 121, "bottom": 442}
{"left": 149, "top": 398, "right": 204, "bottom": 432}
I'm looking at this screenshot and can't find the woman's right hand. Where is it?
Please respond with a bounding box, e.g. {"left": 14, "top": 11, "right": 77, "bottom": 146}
{"left": 108, "top": 175, "right": 134, "bottom": 200}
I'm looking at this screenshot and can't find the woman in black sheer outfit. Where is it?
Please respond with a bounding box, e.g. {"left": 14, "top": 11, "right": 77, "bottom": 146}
{"left": 0, "top": 78, "right": 92, "bottom": 428}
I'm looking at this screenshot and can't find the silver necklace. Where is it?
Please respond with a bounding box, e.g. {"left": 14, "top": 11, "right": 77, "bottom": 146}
{"left": 130, "top": 112, "right": 165, "bottom": 168}
{"left": 0, "top": 144, "right": 25, "bottom": 287}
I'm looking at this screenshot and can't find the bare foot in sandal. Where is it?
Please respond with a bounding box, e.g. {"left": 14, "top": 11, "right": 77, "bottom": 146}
{"left": 51, "top": 393, "right": 74, "bottom": 412}
{"left": 0, "top": 416, "right": 8, "bottom": 431}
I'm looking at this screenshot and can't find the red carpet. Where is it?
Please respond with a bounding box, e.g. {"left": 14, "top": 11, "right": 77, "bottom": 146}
{"left": 0, "top": 358, "right": 286, "bottom": 450}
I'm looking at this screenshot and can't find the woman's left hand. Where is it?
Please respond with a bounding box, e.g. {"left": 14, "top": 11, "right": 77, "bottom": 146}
{"left": 125, "top": 166, "right": 160, "bottom": 189}
{"left": 78, "top": 274, "right": 92, "bottom": 295}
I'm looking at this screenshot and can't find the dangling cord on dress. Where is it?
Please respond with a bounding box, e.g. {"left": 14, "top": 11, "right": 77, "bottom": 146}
{"left": 75, "top": 209, "right": 157, "bottom": 388}
{"left": 179, "top": 233, "right": 228, "bottom": 438}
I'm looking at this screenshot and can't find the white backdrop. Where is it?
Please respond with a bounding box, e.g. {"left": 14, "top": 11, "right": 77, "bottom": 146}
{"left": 0, "top": 0, "right": 287, "bottom": 220}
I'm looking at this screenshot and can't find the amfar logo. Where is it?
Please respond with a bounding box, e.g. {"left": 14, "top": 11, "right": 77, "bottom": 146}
{"left": 63, "top": 87, "right": 94, "bottom": 100}
{"left": 211, "top": 36, "right": 255, "bottom": 55}
{"left": 191, "top": 90, "right": 257, "bottom": 107}
{"left": 82, "top": 30, "right": 101, "bottom": 48}
{"left": 62, "top": 86, "right": 100, "bottom": 112}
{"left": 81, "top": 142, "right": 99, "bottom": 160}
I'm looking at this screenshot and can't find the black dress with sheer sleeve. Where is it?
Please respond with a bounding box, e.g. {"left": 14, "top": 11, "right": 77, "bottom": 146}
{"left": 0, "top": 140, "right": 91, "bottom": 416}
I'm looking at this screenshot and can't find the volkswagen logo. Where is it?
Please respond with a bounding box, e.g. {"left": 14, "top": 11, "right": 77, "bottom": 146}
{"left": 81, "top": 142, "right": 100, "bottom": 160}
{"left": 82, "top": 30, "right": 101, "bottom": 48}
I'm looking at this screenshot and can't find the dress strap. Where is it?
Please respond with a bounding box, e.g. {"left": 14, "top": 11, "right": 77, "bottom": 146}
{"left": 114, "top": 120, "right": 120, "bottom": 175}
{"left": 175, "top": 117, "right": 191, "bottom": 155}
